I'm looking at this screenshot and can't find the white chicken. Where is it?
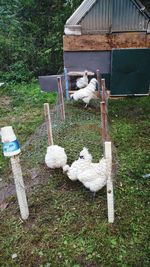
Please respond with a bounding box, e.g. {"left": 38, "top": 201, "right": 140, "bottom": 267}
{"left": 45, "top": 145, "right": 67, "bottom": 169}
{"left": 76, "top": 71, "right": 88, "bottom": 89}
{"left": 78, "top": 157, "right": 108, "bottom": 197}
{"left": 71, "top": 78, "right": 98, "bottom": 107}
{"left": 64, "top": 147, "right": 108, "bottom": 198}
{"left": 63, "top": 147, "right": 92, "bottom": 181}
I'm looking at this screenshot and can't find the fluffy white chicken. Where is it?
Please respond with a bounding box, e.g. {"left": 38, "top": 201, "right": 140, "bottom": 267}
{"left": 45, "top": 145, "right": 67, "bottom": 169}
{"left": 76, "top": 71, "right": 88, "bottom": 89}
{"left": 71, "top": 78, "right": 98, "bottom": 107}
{"left": 63, "top": 147, "right": 92, "bottom": 181}
{"left": 64, "top": 147, "right": 108, "bottom": 197}
{"left": 78, "top": 157, "right": 108, "bottom": 197}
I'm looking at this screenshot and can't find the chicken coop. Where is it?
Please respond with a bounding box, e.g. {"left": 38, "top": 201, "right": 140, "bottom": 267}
{"left": 63, "top": 0, "right": 150, "bottom": 96}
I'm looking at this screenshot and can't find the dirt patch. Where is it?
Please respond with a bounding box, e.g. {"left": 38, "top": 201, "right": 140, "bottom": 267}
{"left": 87, "top": 124, "right": 102, "bottom": 133}
{"left": 0, "top": 164, "right": 51, "bottom": 204}
{"left": 0, "top": 96, "right": 11, "bottom": 109}
{"left": 0, "top": 183, "right": 15, "bottom": 203}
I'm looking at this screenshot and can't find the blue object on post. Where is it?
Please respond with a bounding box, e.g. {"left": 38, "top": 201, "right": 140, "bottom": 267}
{"left": 64, "top": 67, "right": 69, "bottom": 100}
{"left": 1, "top": 126, "right": 21, "bottom": 157}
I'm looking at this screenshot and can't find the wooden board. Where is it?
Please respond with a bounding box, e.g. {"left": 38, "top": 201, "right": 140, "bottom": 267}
{"left": 68, "top": 71, "right": 94, "bottom": 76}
{"left": 147, "top": 34, "right": 150, "bottom": 47}
{"left": 63, "top": 33, "right": 150, "bottom": 51}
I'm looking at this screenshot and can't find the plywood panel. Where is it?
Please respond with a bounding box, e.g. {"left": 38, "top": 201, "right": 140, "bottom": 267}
{"left": 63, "top": 51, "right": 111, "bottom": 73}
{"left": 63, "top": 33, "right": 150, "bottom": 51}
{"left": 63, "top": 35, "right": 110, "bottom": 51}
{"left": 147, "top": 34, "right": 150, "bottom": 48}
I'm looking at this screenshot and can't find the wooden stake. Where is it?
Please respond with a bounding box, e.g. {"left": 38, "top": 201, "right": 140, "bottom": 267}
{"left": 10, "top": 155, "right": 29, "bottom": 220}
{"left": 101, "top": 78, "right": 106, "bottom": 102}
{"left": 105, "top": 141, "right": 114, "bottom": 223}
{"left": 57, "top": 77, "right": 65, "bottom": 121}
{"left": 96, "top": 69, "right": 102, "bottom": 99}
{"left": 44, "top": 103, "right": 53, "bottom": 146}
{"left": 100, "top": 101, "right": 108, "bottom": 143}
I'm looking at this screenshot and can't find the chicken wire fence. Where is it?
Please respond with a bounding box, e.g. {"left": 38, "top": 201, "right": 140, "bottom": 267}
{"left": 1, "top": 73, "right": 116, "bottom": 222}
{"left": 21, "top": 73, "right": 117, "bottom": 179}
{"left": 21, "top": 96, "right": 103, "bottom": 167}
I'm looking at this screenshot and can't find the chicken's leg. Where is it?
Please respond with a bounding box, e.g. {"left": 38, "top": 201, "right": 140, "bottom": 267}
{"left": 91, "top": 191, "right": 96, "bottom": 201}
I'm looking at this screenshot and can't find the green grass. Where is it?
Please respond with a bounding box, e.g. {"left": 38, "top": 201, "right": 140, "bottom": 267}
{"left": 0, "top": 85, "right": 150, "bottom": 267}
{"left": 0, "top": 82, "right": 56, "bottom": 175}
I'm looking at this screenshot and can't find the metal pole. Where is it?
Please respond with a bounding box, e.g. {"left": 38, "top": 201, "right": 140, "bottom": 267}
{"left": 57, "top": 77, "right": 65, "bottom": 121}
{"left": 64, "top": 67, "right": 69, "bottom": 100}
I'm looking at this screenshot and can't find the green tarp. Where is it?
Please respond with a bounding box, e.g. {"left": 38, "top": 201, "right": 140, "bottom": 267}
{"left": 110, "top": 48, "right": 150, "bottom": 95}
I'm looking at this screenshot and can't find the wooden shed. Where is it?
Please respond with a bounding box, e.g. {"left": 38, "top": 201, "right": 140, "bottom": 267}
{"left": 63, "top": 0, "right": 150, "bottom": 96}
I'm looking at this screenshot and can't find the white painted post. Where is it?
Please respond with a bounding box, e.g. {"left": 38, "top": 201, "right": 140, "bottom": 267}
{"left": 1, "top": 126, "right": 29, "bottom": 220}
{"left": 44, "top": 103, "right": 54, "bottom": 146}
{"left": 10, "top": 155, "right": 29, "bottom": 220}
{"left": 105, "top": 141, "right": 114, "bottom": 223}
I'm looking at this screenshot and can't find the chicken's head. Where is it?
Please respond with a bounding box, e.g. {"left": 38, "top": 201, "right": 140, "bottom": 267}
{"left": 79, "top": 147, "right": 92, "bottom": 162}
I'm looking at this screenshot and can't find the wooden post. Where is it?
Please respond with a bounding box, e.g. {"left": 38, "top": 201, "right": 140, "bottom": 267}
{"left": 96, "top": 69, "right": 102, "bottom": 99}
{"left": 100, "top": 101, "right": 108, "bottom": 143}
{"left": 101, "top": 78, "right": 106, "bottom": 102}
{"left": 57, "top": 77, "right": 65, "bottom": 121}
{"left": 105, "top": 141, "right": 114, "bottom": 223}
{"left": 1, "top": 126, "right": 29, "bottom": 220}
{"left": 64, "top": 67, "right": 70, "bottom": 100}
{"left": 10, "top": 155, "right": 29, "bottom": 220}
{"left": 44, "top": 103, "right": 53, "bottom": 146}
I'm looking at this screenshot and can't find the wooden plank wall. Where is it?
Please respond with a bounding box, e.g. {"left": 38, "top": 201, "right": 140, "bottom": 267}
{"left": 63, "top": 33, "right": 150, "bottom": 51}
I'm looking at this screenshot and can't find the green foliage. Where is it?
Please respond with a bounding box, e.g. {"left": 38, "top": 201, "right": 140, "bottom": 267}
{"left": 1, "top": 61, "right": 33, "bottom": 82}
{"left": 0, "top": 0, "right": 83, "bottom": 82}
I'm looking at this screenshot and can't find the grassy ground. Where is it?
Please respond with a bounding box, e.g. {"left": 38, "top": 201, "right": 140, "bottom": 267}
{"left": 0, "top": 83, "right": 150, "bottom": 267}
{"left": 0, "top": 83, "right": 56, "bottom": 176}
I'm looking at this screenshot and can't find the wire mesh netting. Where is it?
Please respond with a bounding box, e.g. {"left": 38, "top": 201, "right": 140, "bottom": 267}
{"left": 0, "top": 74, "right": 117, "bottom": 208}
{"left": 20, "top": 76, "right": 117, "bottom": 190}
{"left": 21, "top": 96, "right": 104, "bottom": 168}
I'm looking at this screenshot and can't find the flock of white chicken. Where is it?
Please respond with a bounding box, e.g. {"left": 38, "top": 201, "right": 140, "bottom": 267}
{"left": 45, "top": 71, "right": 108, "bottom": 197}
{"left": 45, "top": 145, "right": 108, "bottom": 197}
{"left": 70, "top": 71, "right": 99, "bottom": 107}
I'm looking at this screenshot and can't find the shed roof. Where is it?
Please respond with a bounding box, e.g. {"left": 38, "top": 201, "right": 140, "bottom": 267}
{"left": 66, "top": 0, "right": 150, "bottom": 25}
{"left": 66, "top": 0, "right": 96, "bottom": 25}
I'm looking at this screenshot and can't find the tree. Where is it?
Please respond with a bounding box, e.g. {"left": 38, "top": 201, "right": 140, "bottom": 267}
{"left": 0, "top": 0, "right": 83, "bottom": 82}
